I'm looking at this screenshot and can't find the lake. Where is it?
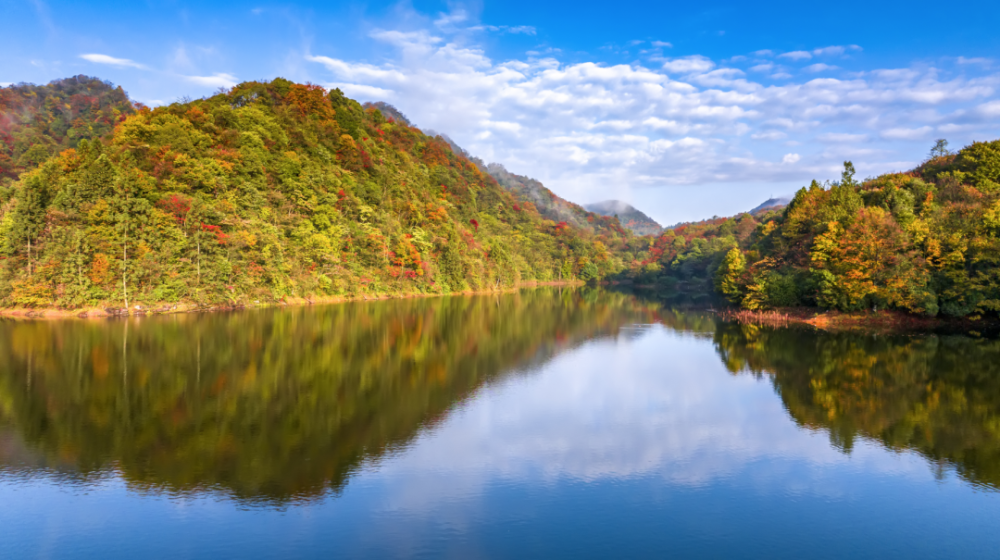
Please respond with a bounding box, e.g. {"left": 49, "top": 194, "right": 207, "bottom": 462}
{"left": 2, "top": 288, "right": 999, "bottom": 559}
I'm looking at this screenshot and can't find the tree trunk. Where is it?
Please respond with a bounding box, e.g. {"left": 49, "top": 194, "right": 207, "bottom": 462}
{"left": 123, "top": 222, "right": 129, "bottom": 311}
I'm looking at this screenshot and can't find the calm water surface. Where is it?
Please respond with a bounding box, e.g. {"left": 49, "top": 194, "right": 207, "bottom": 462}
{"left": 2, "top": 289, "right": 999, "bottom": 558}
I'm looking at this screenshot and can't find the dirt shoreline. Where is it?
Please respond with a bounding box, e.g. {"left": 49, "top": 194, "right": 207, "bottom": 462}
{"left": 716, "top": 307, "right": 1000, "bottom": 336}
{"left": 0, "top": 280, "right": 585, "bottom": 320}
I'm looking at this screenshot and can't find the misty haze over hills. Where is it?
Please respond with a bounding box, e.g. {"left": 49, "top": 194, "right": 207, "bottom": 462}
{"left": 750, "top": 196, "right": 792, "bottom": 215}
{"left": 584, "top": 201, "right": 663, "bottom": 236}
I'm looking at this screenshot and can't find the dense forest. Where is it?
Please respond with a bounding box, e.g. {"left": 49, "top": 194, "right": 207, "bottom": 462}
{"left": 0, "top": 75, "right": 134, "bottom": 181}
{"left": 0, "top": 77, "right": 638, "bottom": 311}
{"left": 627, "top": 139, "right": 1000, "bottom": 318}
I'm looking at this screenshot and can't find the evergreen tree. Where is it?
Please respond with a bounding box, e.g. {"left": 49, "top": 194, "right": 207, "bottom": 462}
{"left": 8, "top": 174, "right": 48, "bottom": 277}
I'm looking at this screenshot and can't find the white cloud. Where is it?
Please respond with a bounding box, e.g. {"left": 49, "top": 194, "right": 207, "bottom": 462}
{"left": 433, "top": 8, "right": 469, "bottom": 28}
{"left": 752, "top": 131, "right": 787, "bottom": 140}
{"left": 302, "top": 30, "right": 1000, "bottom": 206}
{"left": 651, "top": 40, "right": 673, "bottom": 48}
{"left": 957, "top": 56, "right": 991, "bottom": 66}
{"left": 79, "top": 53, "right": 146, "bottom": 69}
{"left": 979, "top": 100, "right": 1000, "bottom": 117}
{"left": 812, "top": 45, "right": 861, "bottom": 57}
{"left": 782, "top": 153, "right": 801, "bottom": 164}
{"left": 183, "top": 73, "right": 238, "bottom": 89}
{"left": 507, "top": 26, "right": 536, "bottom": 35}
{"left": 818, "top": 133, "right": 868, "bottom": 142}
{"left": 469, "top": 24, "right": 537, "bottom": 35}
{"left": 750, "top": 63, "right": 774, "bottom": 72}
{"left": 813, "top": 46, "right": 846, "bottom": 56}
{"left": 778, "top": 50, "right": 813, "bottom": 61}
{"left": 662, "top": 55, "right": 715, "bottom": 74}
{"left": 0, "top": 82, "right": 11, "bottom": 87}
{"left": 804, "top": 63, "right": 838, "bottom": 73}
{"left": 752, "top": 49, "right": 775, "bottom": 57}
{"left": 881, "top": 126, "right": 934, "bottom": 140}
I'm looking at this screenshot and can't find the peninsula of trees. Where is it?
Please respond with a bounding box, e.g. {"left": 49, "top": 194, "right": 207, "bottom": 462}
{"left": 628, "top": 139, "right": 1000, "bottom": 318}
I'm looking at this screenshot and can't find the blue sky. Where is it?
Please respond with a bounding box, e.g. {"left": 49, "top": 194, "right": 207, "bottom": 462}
{"left": 3, "top": 0, "right": 1000, "bottom": 224}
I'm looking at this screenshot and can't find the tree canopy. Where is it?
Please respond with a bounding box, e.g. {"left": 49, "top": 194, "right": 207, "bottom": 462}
{"left": 0, "top": 78, "right": 634, "bottom": 310}
{"left": 625, "top": 140, "right": 1000, "bottom": 318}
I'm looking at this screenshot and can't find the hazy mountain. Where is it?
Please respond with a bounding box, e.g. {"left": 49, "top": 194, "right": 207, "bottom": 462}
{"left": 484, "top": 164, "right": 631, "bottom": 238}
{"left": 585, "top": 200, "right": 663, "bottom": 236}
{"left": 750, "top": 196, "right": 791, "bottom": 215}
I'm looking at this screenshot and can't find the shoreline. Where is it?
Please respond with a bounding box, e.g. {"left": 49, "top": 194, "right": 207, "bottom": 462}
{"left": 716, "top": 307, "right": 999, "bottom": 336}
{"left": 0, "top": 280, "right": 585, "bottom": 321}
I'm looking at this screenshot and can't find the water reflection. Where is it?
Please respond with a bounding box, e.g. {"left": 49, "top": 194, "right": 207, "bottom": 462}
{"left": 1, "top": 289, "right": 999, "bottom": 507}
{"left": 713, "top": 322, "right": 1000, "bottom": 490}
{"left": 0, "top": 289, "right": 659, "bottom": 504}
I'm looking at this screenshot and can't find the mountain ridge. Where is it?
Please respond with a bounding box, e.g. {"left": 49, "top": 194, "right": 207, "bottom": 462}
{"left": 749, "top": 196, "right": 791, "bottom": 215}
{"left": 584, "top": 200, "right": 662, "bottom": 236}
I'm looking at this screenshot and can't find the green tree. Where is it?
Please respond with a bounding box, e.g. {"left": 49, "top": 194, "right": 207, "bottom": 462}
{"left": 714, "top": 247, "right": 746, "bottom": 304}
{"left": 8, "top": 174, "right": 49, "bottom": 277}
{"left": 929, "top": 138, "right": 952, "bottom": 159}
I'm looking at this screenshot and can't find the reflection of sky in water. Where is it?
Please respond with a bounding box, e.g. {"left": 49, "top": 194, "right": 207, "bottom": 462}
{"left": 3, "top": 323, "right": 1000, "bottom": 559}
{"left": 366, "top": 325, "right": 950, "bottom": 508}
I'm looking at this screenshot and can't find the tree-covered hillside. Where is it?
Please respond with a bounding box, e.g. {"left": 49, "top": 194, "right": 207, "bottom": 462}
{"left": 0, "top": 76, "right": 134, "bottom": 181}
{"left": 585, "top": 200, "right": 663, "bottom": 236}
{"left": 485, "top": 163, "right": 632, "bottom": 239}
{"left": 0, "top": 78, "right": 632, "bottom": 310}
{"left": 628, "top": 139, "right": 1000, "bottom": 317}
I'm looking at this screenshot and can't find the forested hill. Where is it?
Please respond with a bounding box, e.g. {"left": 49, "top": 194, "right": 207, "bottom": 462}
{"left": 0, "top": 77, "right": 633, "bottom": 310}
{"left": 585, "top": 200, "right": 662, "bottom": 235}
{"left": 0, "top": 76, "right": 134, "bottom": 181}
{"left": 625, "top": 139, "right": 1000, "bottom": 318}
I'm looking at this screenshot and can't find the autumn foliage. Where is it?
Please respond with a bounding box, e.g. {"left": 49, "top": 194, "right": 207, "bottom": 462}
{"left": 627, "top": 142, "right": 1000, "bottom": 318}
{"left": 0, "top": 77, "right": 628, "bottom": 309}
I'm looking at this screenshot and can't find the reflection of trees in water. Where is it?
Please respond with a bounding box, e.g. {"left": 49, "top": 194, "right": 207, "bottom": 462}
{"left": 0, "top": 288, "right": 657, "bottom": 505}
{"left": 712, "top": 322, "right": 1000, "bottom": 491}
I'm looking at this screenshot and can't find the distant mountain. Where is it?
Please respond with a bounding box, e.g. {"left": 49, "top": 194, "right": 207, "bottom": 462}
{"left": 750, "top": 196, "right": 790, "bottom": 215}
{"left": 585, "top": 200, "right": 662, "bottom": 236}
